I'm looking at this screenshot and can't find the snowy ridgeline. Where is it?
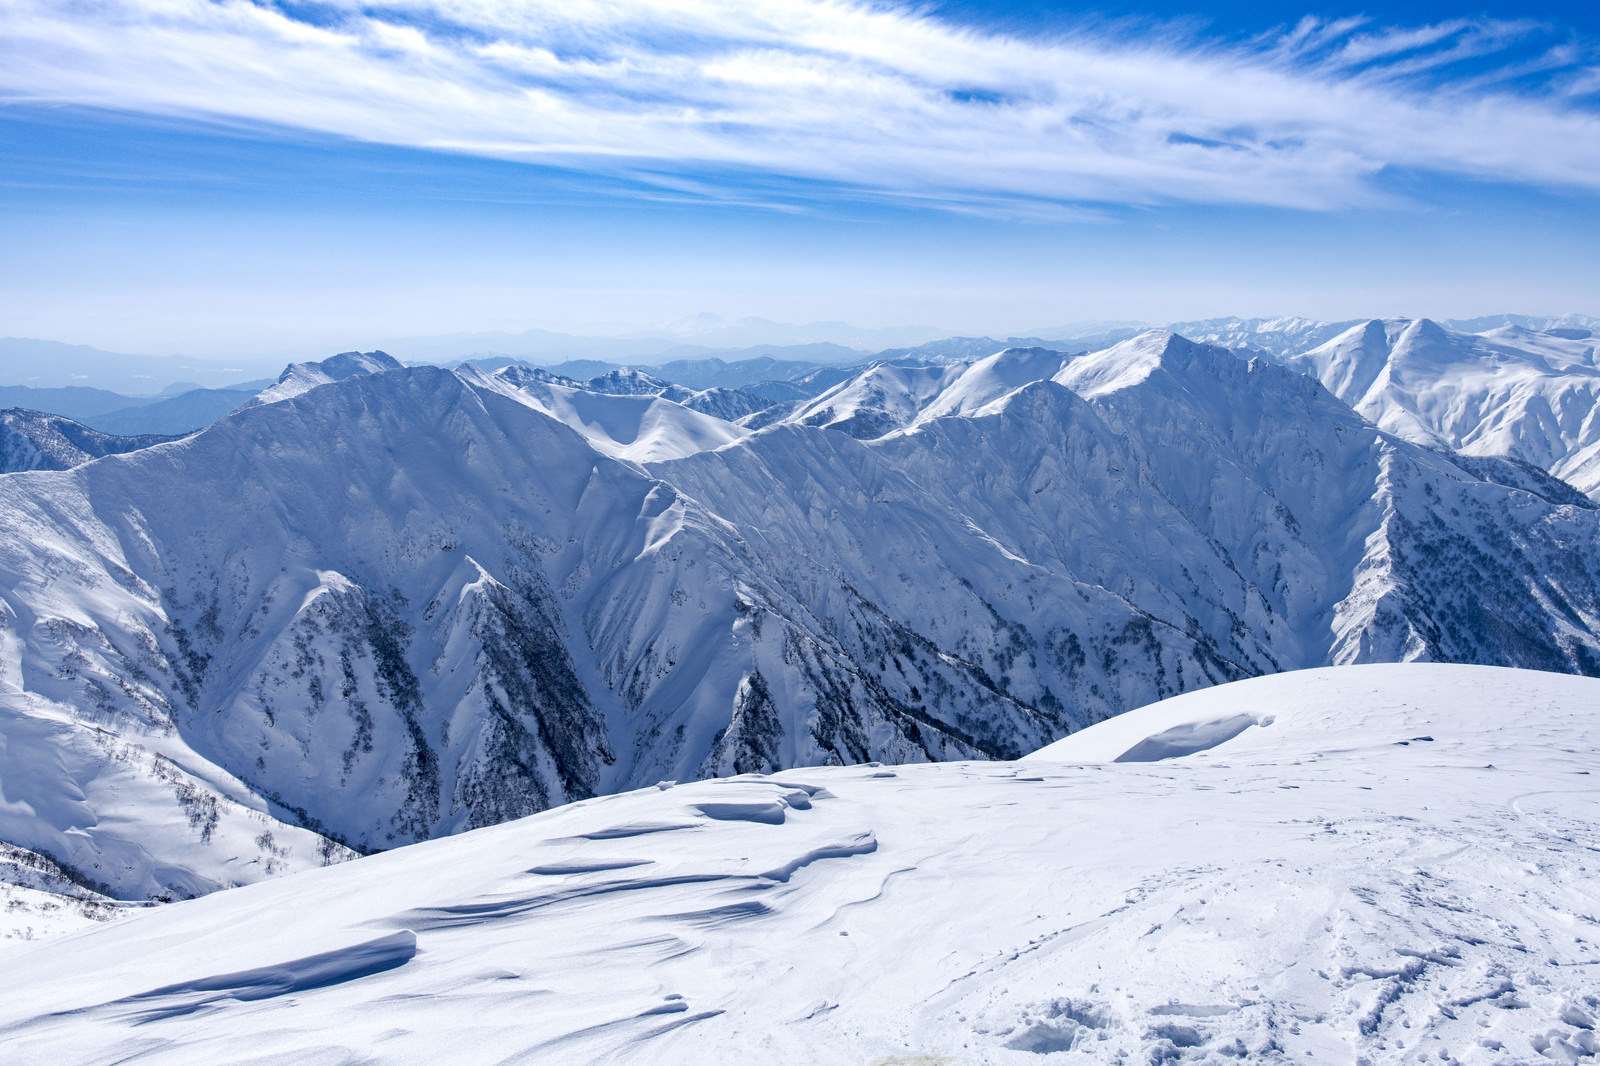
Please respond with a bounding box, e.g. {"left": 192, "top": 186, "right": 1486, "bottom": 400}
{"left": 2, "top": 665, "right": 1599, "bottom": 1064}
{"left": 0, "top": 324, "right": 1598, "bottom": 923}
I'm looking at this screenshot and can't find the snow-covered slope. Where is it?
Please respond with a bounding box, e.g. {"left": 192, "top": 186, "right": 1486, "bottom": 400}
{"left": 928, "top": 330, "right": 1600, "bottom": 671}
{"left": 910, "top": 346, "right": 1076, "bottom": 424}
{"left": 1282, "top": 318, "right": 1600, "bottom": 497}
{"left": 0, "top": 409, "right": 176, "bottom": 472}
{"left": 469, "top": 363, "right": 778, "bottom": 424}
{"left": 5, "top": 664, "right": 1599, "bottom": 1064}
{"left": 784, "top": 359, "right": 973, "bottom": 437}
{"left": 3, "top": 344, "right": 1600, "bottom": 920}
{"left": 772, "top": 347, "right": 1075, "bottom": 439}
{"left": 467, "top": 364, "right": 750, "bottom": 461}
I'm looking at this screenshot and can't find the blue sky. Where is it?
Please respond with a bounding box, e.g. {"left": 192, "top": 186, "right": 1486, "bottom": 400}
{"left": 2, "top": 0, "right": 1597, "bottom": 358}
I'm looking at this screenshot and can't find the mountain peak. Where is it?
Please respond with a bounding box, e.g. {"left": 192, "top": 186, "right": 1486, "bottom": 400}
{"left": 1051, "top": 329, "right": 1203, "bottom": 398}
{"left": 1397, "top": 317, "right": 1449, "bottom": 345}
{"left": 585, "top": 368, "right": 675, "bottom": 396}
{"left": 272, "top": 350, "right": 401, "bottom": 386}
{"left": 253, "top": 350, "right": 403, "bottom": 405}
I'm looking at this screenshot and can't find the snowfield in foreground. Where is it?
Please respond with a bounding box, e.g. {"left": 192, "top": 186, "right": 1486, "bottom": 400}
{"left": 4, "top": 663, "right": 1599, "bottom": 1064}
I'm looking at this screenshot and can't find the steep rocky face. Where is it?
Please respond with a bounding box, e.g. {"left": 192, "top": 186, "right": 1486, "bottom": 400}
{"left": 1, "top": 343, "right": 1598, "bottom": 910}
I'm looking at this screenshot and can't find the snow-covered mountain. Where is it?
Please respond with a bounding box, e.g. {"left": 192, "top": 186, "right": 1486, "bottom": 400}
{"left": 463, "top": 365, "right": 753, "bottom": 461}
{"left": 251, "top": 349, "right": 405, "bottom": 405}
{"left": 1162, "top": 315, "right": 1363, "bottom": 356}
{"left": 4, "top": 664, "right": 1598, "bottom": 1064}
{"left": 1066, "top": 315, "right": 1600, "bottom": 502}
{"left": 0, "top": 409, "right": 177, "bottom": 472}
{"left": 1442, "top": 312, "right": 1599, "bottom": 335}
{"left": 775, "top": 347, "right": 1073, "bottom": 437}
{"left": 1281, "top": 318, "right": 1600, "bottom": 497}
{"left": 2, "top": 336, "right": 1599, "bottom": 925}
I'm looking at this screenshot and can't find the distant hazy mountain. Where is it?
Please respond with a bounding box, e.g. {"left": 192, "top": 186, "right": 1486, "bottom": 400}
{"left": 0, "top": 338, "right": 280, "bottom": 394}
{"left": 645, "top": 352, "right": 864, "bottom": 388}
{"left": 1161, "top": 316, "right": 1365, "bottom": 356}
{"left": 0, "top": 383, "right": 269, "bottom": 437}
{"left": 78, "top": 388, "right": 262, "bottom": 436}
{"left": 872, "top": 335, "right": 1066, "bottom": 362}
{"left": 617, "top": 314, "right": 946, "bottom": 352}
{"left": 376, "top": 322, "right": 899, "bottom": 365}
{"left": 1025, "top": 317, "right": 1147, "bottom": 337}
{"left": 1441, "top": 312, "right": 1599, "bottom": 334}
{"left": 0, "top": 384, "right": 151, "bottom": 422}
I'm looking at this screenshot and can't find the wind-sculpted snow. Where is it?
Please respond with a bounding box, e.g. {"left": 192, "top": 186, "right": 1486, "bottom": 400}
{"left": 2, "top": 340, "right": 1600, "bottom": 922}
{"left": 4, "top": 666, "right": 1600, "bottom": 1064}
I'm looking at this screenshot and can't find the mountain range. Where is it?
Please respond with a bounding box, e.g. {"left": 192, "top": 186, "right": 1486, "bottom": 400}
{"left": 1283, "top": 318, "right": 1600, "bottom": 497}
{"left": 1, "top": 317, "right": 1599, "bottom": 927}
{"left": 8, "top": 313, "right": 1598, "bottom": 490}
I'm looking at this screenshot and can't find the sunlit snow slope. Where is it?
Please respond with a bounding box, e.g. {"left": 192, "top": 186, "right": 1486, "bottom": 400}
{"left": 3, "top": 665, "right": 1598, "bottom": 1065}
{"left": 1281, "top": 319, "right": 1600, "bottom": 498}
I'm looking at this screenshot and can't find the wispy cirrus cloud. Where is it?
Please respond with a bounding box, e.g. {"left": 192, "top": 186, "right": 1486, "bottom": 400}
{"left": 1, "top": 0, "right": 1597, "bottom": 214}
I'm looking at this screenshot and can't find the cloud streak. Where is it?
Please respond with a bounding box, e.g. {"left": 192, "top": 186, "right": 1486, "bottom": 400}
{"left": 2, "top": 0, "right": 1597, "bottom": 214}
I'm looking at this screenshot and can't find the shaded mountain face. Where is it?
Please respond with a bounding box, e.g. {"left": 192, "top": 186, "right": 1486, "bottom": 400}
{"left": 0, "top": 409, "right": 178, "bottom": 472}
{"left": 1, "top": 335, "right": 1598, "bottom": 909}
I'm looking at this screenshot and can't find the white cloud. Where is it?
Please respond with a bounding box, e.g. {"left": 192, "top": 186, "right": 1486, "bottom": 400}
{"left": 1, "top": 0, "right": 1597, "bottom": 213}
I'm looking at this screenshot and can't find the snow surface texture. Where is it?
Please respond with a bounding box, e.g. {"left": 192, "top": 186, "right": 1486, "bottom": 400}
{"left": 3, "top": 664, "right": 1599, "bottom": 1065}
{"left": 3, "top": 339, "right": 1600, "bottom": 920}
